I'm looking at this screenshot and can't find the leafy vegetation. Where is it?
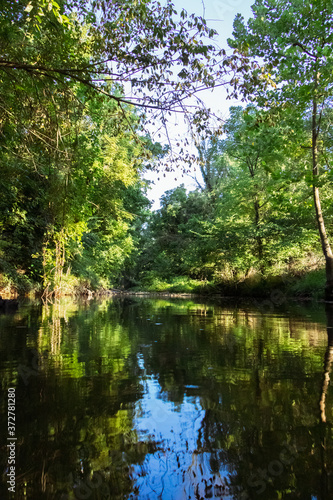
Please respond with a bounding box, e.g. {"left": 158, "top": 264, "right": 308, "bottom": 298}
{"left": 1, "top": 0, "right": 333, "bottom": 299}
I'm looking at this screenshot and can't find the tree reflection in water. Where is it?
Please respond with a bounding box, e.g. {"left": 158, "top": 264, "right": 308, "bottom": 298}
{"left": 318, "top": 304, "right": 333, "bottom": 500}
{"left": 0, "top": 297, "right": 332, "bottom": 499}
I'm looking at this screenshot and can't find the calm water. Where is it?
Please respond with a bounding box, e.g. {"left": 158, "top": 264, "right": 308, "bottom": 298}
{"left": 0, "top": 296, "right": 332, "bottom": 499}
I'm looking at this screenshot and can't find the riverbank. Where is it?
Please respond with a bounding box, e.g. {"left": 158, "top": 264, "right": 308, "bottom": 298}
{"left": 1, "top": 267, "right": 326, "bottom": 301}
{"left": 125, "top": 268, "right": 326, "bottom": 301}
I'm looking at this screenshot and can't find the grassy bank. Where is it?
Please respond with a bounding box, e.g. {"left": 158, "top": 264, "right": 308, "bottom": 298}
{"left": 0, "top": 268, "right": 326, "bottom": 301}
{"left": 132, "top": 269, "right": 326, "bottom": 301}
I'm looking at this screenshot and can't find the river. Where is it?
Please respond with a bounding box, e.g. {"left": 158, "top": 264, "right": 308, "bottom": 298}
{"left": 0, "top": 296, "right": 332, "bottom": 499}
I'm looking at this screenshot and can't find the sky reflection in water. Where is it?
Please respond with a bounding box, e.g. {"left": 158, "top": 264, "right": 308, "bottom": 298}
{"left": 0, "top": 297, "right": 332, "bottom": 499}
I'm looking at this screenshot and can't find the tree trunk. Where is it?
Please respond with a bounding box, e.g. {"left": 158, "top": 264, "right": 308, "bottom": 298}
{"left": 254, "top": 198, "right": 263, "bottom": 264}
{"left": 312, "top": 96, "right": 333, "bottom": 300}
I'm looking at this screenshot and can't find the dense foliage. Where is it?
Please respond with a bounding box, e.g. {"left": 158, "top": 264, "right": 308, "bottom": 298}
{"left": 137, "top": 109, "right": 325, "bottom": 296}
{"left": 1, "top": 0, "right": 333, "bottom": 299}
{"left": 228, "top": 0, "right": 333, "bottom": 298}
{"left": 0, "top": 0, "right": 228, "bottom": 296}
{"left": 135, "top": 0, "right": 333, "bottom": 298}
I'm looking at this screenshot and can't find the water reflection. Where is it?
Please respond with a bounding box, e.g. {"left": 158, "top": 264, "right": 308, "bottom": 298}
{"left": 0, "top": 298, "right": 332, "bottom": 499}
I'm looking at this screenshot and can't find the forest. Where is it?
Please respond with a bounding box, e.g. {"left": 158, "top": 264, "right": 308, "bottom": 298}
{"left": 1, "top": 0, "right": 333, "bottom": 301}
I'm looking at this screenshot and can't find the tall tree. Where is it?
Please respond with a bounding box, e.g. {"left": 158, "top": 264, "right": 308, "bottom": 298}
{"left": 228, "top": 0, "right": 333, "bottom": 298}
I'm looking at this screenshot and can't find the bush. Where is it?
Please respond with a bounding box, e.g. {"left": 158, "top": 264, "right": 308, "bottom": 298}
{"left": 288, "top": 269, "right": 325, "bottom": 299}
{"left": 138, "top": 274, "right": 214, "bottom": 294}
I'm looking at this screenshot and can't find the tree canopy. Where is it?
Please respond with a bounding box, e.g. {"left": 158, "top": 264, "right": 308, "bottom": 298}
{"left": 1, "top": 0, "right": 333, "bottom": 300}
{"left": 227, "top": 0, "right": 333, "bottom": 297}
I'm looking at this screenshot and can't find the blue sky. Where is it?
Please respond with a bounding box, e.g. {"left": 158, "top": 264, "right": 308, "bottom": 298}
{"left": 144, "top": 0, "right": 254, "bottom": 209}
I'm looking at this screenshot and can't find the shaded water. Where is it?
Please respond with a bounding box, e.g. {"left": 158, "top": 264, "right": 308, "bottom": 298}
{"left": 0, "top": 297, "right": 332, "bottom": 499}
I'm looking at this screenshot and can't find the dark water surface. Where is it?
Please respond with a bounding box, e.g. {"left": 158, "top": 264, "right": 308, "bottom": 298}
{"left": 0, "top": 297, "right": 332, "bottom": 499}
